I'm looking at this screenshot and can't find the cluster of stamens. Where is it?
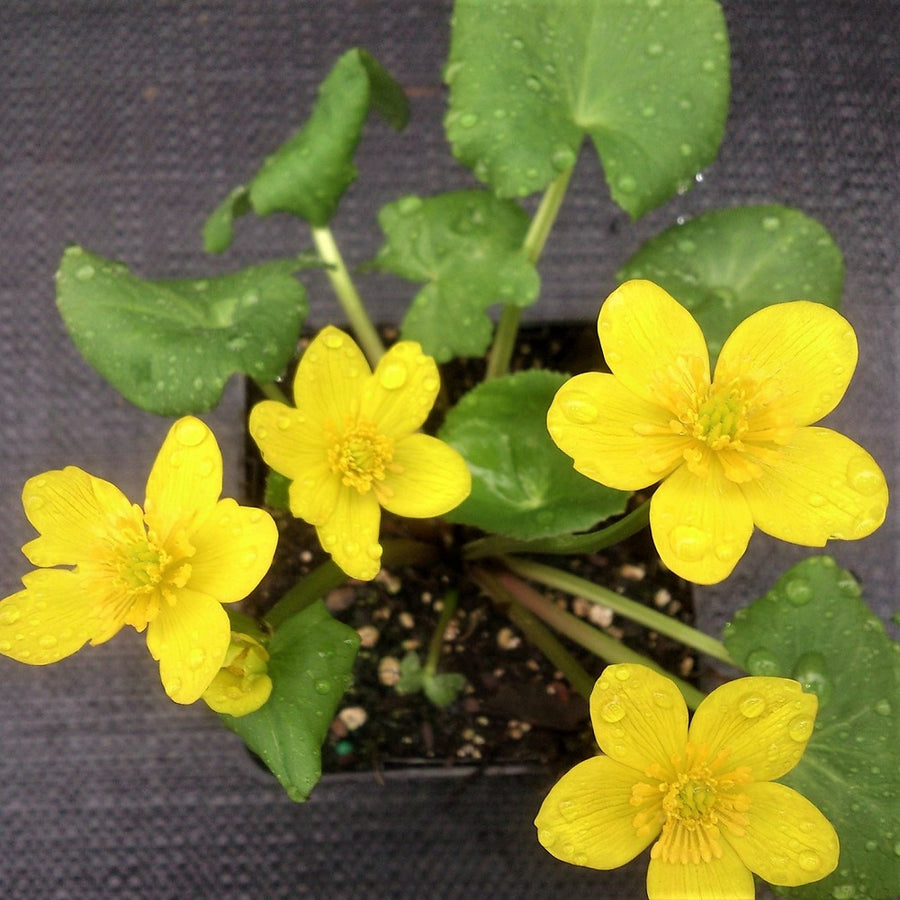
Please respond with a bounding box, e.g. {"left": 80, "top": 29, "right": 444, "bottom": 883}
{"left": 328, "top": 419, "right": 395, "bottom": 493}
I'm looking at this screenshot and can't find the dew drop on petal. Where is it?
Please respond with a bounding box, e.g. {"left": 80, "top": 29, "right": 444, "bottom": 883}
{"left": 797, "top": 850, "right": 822, "bottom": 873}
{"left": 599, "top": 699, "right": 626, "bottom": 723}
{"left": 846, "top": 456, "right": 884, "bottom": 496}
{"left": 276, "top": 414, "right": 292, "bottom": 431}
{"left": 187, "top": 647, "right": 206, "bottom": 670}
{"left": 38, "top": 634, "right": 58, "bottom": 649}
{"left": 614, "top": 667, "right": 631, "bottom": 682}
{"left": 0, "top": 604, "right": 22, "bottom": 626}
{"left": 557, "top": 799, "right": 576, "bottom": 821}
{"left": 652, "top": 690, "right": 672, "bottom": 709}
{"left": 174, "top": 418, "right": 207, "bottom": 447}
{"left": 323, "top": 331, "right": 344, "bottom": 350}
{"left": 379, "top": 362, "right": 408, "bottom": 390}
{"left": 738, "top": 693, "right": 766, "bottom": 719}
{"left": 788, "top": 715, "right": 814, "bottom": 742}
{"left": 668, "top": 525, "right": 711, "bottom": 562}
{"left": 562, "top": 393, "right": 598, "bottom": 425}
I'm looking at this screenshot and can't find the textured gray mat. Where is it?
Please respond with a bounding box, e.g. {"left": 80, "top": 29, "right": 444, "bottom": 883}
{"left": 0, "top": 1, "right": 896, "bottom": 897}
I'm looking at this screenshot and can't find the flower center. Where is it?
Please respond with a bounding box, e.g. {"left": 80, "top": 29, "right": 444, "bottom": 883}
{"left": 637, "top": 744, "right": 752, "bottom": 866}
{"left": 328, "top": 420, "right": 395, "bottom": 493}
{"left": 686, "top": 383, "right": 748, "bottom": 451}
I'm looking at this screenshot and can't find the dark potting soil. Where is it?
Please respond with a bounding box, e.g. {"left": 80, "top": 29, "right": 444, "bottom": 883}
{"left": 243, "top": 324, "right": 698, "bottom": 775}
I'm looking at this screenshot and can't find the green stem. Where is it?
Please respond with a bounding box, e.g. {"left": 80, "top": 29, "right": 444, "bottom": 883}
{"left": 485, "top": 166, "right": 575, "bottom": 380}
{"left": 473, "top": 567, "right": 595, "bottom": 701}
{"left": 423, "top": 589, "right": 458, "bottom": 679}
{"left": 311, "top": 225, "right": 384, "bottom": 365}
{"left": 251, "top": 378, "right": 288, "bottom": 402}
{"left": 495, "top": 570, "right": 705, "bottom": 710}
{"left": 464, "top": 501, "right": 650, "bottom": 560}
{"left": 503, "top": 556, "right": 735, "bottom": 667}
{"left": 264, "top": 538, "right": 439, "bottom": 629}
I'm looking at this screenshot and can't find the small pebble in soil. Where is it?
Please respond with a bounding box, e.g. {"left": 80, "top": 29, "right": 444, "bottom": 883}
{"left": 378, "top": 656, "right": 402, "bottom": 686}
{"left": 496, "top": 627, "right": 522, "bottom": 650}
{"left": 653, "top": 588, "right": 673, "bottom": 608}
{"left": 338, "top": 706, "right": 368, "bottom": 731}
{"left": 357, "top": 624, "right": 380, "bottom": 648}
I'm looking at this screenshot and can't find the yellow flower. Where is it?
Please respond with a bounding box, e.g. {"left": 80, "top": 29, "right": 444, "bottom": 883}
{"left": 536, "top": 664, "right": 839, "bottom": 899}
{"left": 547, "top": 280, "right": 888, "bottom": 583}
{"left": 202, "top": 631, "right": 273, "bottom": 716}
{"left": 0, "top": 416, "right": 278, "bottom": 705}
{"left": 249, "top": 326, "right": 471, "bottom": 581}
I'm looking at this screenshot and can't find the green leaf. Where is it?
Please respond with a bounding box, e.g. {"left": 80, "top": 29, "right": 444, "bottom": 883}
{"left": 247, "top": 49, "right": 408, "bottom": 228}
{"left": 395, "top": 652, "right": 466, "bottom": 708}
{"left": 616, "top": 205, "right": 844, "bottom": 363}
{"left": 56, "top": 247, "right": 309, "bottom": 415}
{"left": 203, "top": 185, "right": 251, "bottom": 255}
{"left": 376, "top": 191, "right": 541, "bottom": 362}
{"left": 439, "top": 370, "right": 630, "bottom": 538}
{"left": 220, "top": 601, "right": 360, "bottom": 803}
{"left": 723, "top": 557, "right": 900, "bottom": 900}
{"left": 445, "top": 0, "right": 729, "bottom": 217}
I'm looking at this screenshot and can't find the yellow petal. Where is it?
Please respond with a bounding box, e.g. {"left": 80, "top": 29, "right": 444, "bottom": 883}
{"left": 188, "top": 499, "right": 278, "bottom": 603}
{"left": 378, "top": 433, "right": 471, "bottom": 518}
{"left": 715, "top": 301, "right": 857, "bottom": 426}
{"left": 287, "top": 465, "right": 343, "bottom": 527}
{"left": 145, "top": 587, "right": 230, "bottom": 704}
{"left": 741, "top": 427, "right": 888, "bottom": 545}
{"left": 547, "top": 372, "right": 690, "bottom": 490}
{"left": 291, "top": 326, "right": 370, "bottom": 428}
{"left": 728, "top": 781, "right": 839, "bottom": 886}
{"left": 647, "top": 838, "right": 755, "bottom": 900}
{"left": 144, "top": 417, "right": 223, "bottom": 542}
{"left": 535, "top": 755, "right": 658, "bottom": 869}
{"left": 249, "top": 400, "right": 327, "bottom": 481}
{"left": 689, "top": 676, "right": 817, "bottom": 781}
{"left": 599, "top": 280, "right": 710, "bottom": 408}
{"left": 650, "top": 461, "right": 755, "bottom": 584}
{"left": 317, "top": 487, "right": 382, "bottom": 581}
{"left": 362, "top": 340, "right": 440, "bottom": 437}
{"left": 20, "top": 467, "right": 137, "bottom": 568}
{"left": 0, "top": 569, "right": 100, "bottom": 663}
{"left": 590, "top": 664, "right": 688, "bottom": 775}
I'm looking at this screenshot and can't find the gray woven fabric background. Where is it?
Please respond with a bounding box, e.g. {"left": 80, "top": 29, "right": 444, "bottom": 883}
{"left": 0, "top": 1, "right": 896, "bottom": 897}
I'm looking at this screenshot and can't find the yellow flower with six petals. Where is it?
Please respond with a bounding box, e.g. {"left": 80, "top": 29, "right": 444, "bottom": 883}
{"left": 547, "top": 280, "right": 888, "bottom": 583}
{"left": 249, "top": 326, "right": 471, "bottom": 581}
{"left": 0, "top": 416, "right": 278, "bottom": 705}
{"left": 536, "top": 664, "right": 838, "bottom": 899}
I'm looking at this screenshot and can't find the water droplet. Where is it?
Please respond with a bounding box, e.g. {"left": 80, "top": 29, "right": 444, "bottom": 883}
{"left": 668, "top": 524, "right": 711, "bottom": 562}
{"left": 551, "top": 147, "right": 576, "bottom": 171}
{"left": 641, "top": 105, "right": 656, "bottom": 118}
{"left": 797, "top": 850, "right": 822, "bottom": 872}
{"left": 714, "top": 542, "right": 739, "bottom": 562}
{"left": 75, "top": 264, "right": 95, "bottom": 281}
{"left": 562, "top": 393, "right": 598, "bottom": 425}
{"left": 831, "top": 885, "right": 856, "bottom": 899}
{"left": 617, "top": 174, "right": 637, "bottom": 193}
{"left": 38, "top": 634, "right": 58, "bottom": 649}
{"left": 524, "top": 76, "right": 542, "bottom": 92}
{"left": 537, "top": 827, "right": 556, "bottom": 848}
{"left": 174, "top": 417, "right": 207, "bottom": 447}
{"left": 762, "top": 215, "right": 781, "bottom": 231}
{"left": 168, "top": 677, "right": 183, "bottom": 695}
{"left": 187, "top": 647, "right": 206, "bottom": 670}
{"left": 323, "top": 330, "right": 344, "bottom": 350}
{"left": 785, "top": 577, "right": 812, "bottom": 605}
{"left": 314, "top": 679, "right": 331, "bottom": 695}
{"left": 738, "top": 693, "right": 766, "bottom": 719}
{"left": 646, "top": 41, "right": 664, "bottom": 56}
{"left": 873, "top": 698, "right": 892, "bottom": 716}
{"left": 788, "top": 714, "right": 814, "bottom": 743}
{"left": 599, "top": 699, "right": 626, "bottom": 723}
{"left": 0, "top": 640, "right": 10, "bottom": 651}
{"left": 557, "top": 799, "right": 576, "bottom": 821}
{"left": 791, "top": 652, "right": 833, "bottom": 707}
{"left": 807, "top": 493, "right": 827, "bottom": 508}
{"left": 459, "top": 113, "right": 479, "bottom": 128}
{"left": 865, "top": 840, "right": 878, "bottom": 852}
{"left": 242, "top": 291, "right": 259, "bottom": 307}
{"left": 679, "top": 143, "right": 692, "bottom": 157}
{"left": 746, "top": 648, "right": 781, "bottom": 676}
{"left": 0, "top": 605, "right": 22, "bottom": 626}
{"left": 397, "top": 196, "right": 422, "bottom": 215}
{"left": 379, "top": 362, "right": 408, "bottom": 390}
{"left": 652, "top": 690, "right": 673, "bottom": 709}
{"left": 846, "top": 456, "right": 884, "bottom": 496}
{"left": 676, "top": 238, "right": 696, "bottom": 254}
{"left": 614, "top": 667, "right": 631, "bottom": 682}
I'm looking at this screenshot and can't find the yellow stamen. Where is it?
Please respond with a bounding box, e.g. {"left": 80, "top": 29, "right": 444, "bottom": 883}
{"left": 328, "top": 419, "right": 395, "bottom": 493}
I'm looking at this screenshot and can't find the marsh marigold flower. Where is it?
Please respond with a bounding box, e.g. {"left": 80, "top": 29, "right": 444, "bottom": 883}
{"left": 536, "top": 664, "right": 838, "bottom": 899}
{"left": 547, "top": 280, "right": 888, "bottom": 583}
{"left": 0, "top": 417, "right": 278, "bottom": 705}
{"left": 249, "top": 326, "right": 471, "bottom": 581}
{"left": 202, "top": 631, "right": 273, "bottom": 717}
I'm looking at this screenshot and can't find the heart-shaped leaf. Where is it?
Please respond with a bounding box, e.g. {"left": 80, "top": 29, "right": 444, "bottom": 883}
{"left": 723, "top": 557, "right": 899, "bottom": 900}
{"left": 205, "top": 49, "right": 408, "bottom": 251}
{"left": 56, "top": 246, "right": 308, "bottom": 415}
{"left": 445, "top": 0, "right": 730, "bottom": 217}
{"left": 220, "top": 601, "right": 360, "bottom": 803}
{"left": 616, "top": 204, "right": 845, "bottom": 362}
{"left": 376, "top": 191, "right": 540, "bottom": 362}
{"left": 439, "top": 370, "right": 630, "bottom": 538}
